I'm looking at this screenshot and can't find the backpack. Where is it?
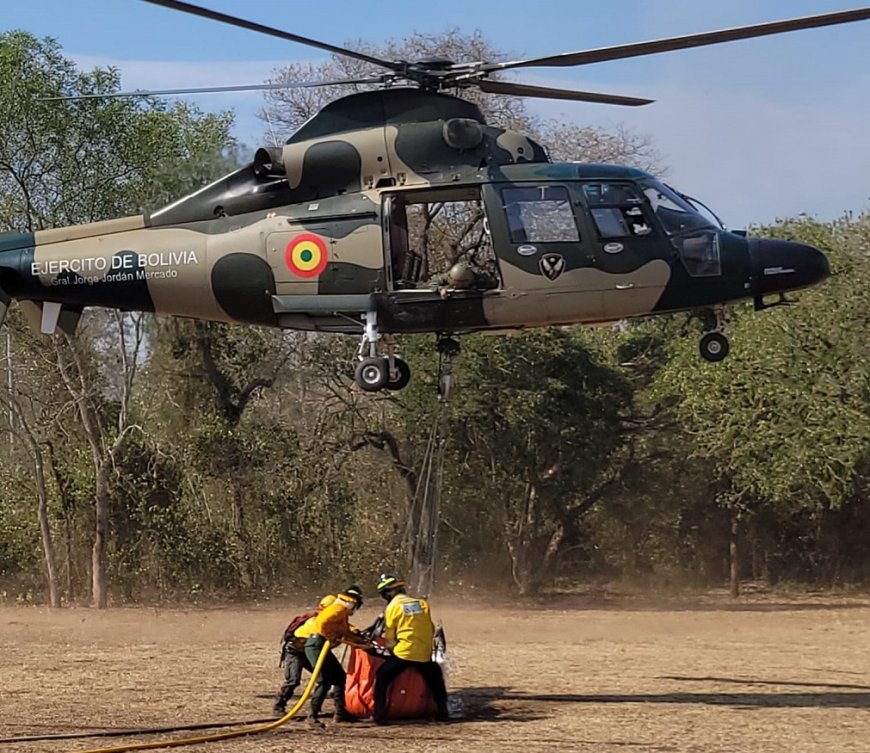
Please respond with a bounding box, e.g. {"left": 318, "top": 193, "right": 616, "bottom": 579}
{"left": 281, "top": 610, "right": 317, "bottom": 643}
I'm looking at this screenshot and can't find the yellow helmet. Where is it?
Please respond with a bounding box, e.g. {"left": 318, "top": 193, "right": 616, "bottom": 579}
{"left": 339, "top": 584, "right": 364, "bottom": 608}
{"left": 376, "top": 573, "right": 406, "bottom": 594}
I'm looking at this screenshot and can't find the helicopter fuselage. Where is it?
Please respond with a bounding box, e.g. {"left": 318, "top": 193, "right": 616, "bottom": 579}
{"left": 0, "top": 90, "right": 828, "bottom": 367}
{"left": 0, "top": 164, "right": 828, "bottom": 335}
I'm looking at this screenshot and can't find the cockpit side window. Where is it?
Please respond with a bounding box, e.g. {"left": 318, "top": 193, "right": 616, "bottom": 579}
{"left": 639, "top": 179, "right": 715, "bottom": 235}
{"left": 501, "top": 185, "right": 580, "bottom": 243}
{"left": 582, "top": 183, "right": 652, "bottom": 239}
{"left": 679, "top": 231, "right": 722, "bottom": 277}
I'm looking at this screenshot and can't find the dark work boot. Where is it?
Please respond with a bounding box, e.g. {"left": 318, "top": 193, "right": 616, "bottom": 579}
{"left": 273, "top": 692, "right": 288, "bottom": 717}
{"left": 332, "top": 708, "right": 356, "bottom": 723}
{"left": 436, "top": 699, "right": 450, "bottom": 722}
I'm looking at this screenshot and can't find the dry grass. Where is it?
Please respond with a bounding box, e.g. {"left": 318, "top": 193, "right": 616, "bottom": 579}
{"left": 3, "top": 593, "right": 870, "bottom": 752}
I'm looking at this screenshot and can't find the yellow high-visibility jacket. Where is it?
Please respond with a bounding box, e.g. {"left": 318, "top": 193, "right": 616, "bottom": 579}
{"left": 383, "top": 593, "right": 435, "bottom": 662}
{"left": 286, "top": 615, "right": 319, "bottom": 651}
{"left": 313, "top": 600, "right": 369, "bottom": 647}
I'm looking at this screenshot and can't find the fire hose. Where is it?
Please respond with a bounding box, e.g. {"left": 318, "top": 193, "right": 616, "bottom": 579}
{"left": 48, "top": 639, "right": 331, "bottom": 753}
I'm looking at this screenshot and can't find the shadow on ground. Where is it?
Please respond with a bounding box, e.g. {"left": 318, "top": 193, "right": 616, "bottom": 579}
{"left": 660, "top": 675, "right": 870, "bottom": 691}
{"left": 479, "top": 687, "right": 870, "bottom": 710}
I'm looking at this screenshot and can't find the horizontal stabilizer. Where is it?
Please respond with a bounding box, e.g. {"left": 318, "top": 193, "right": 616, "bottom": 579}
{"left": 41, "top": 301, "right": 62, "bottom": 334}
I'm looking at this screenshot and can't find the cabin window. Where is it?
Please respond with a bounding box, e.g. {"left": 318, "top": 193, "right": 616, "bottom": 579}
{"left": 501, "top": 185, "right": 580, "bottom": 243}
{"left": 582, "top": 183, "right": 652, "bottom": 239}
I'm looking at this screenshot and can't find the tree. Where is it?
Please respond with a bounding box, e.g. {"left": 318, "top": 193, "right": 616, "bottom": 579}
{"left": 656, "top": 214, "right": 870, "bottom": 590}
{"left": 0, "top": 313, "right": 62, "bottom": 606}
{"left": 0, "top": 31, "right": 235, "bottom": 606}
{"left": 367, "top": 329, "right": 633, "bottom": 595}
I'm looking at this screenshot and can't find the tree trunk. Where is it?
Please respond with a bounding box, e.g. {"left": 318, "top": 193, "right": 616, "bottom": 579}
{"left": 231, "top": 484, "right": 253, "bottom": 589}
{"left": 506, "top": 483, "right": 568, "bottom": 597}
{"left": 514, "top": 524, "right": 565, "bottom": 597}
{"left": 729, "top": 512, "right": 740, "bottom": 598}
{"left": 507, "top": 482, "right": 537, "bottom": 595}
{"left": 64, "top": 513, "right": 74, "bottom": 600}
{"left": 49, "top": 444, "right": 76, "bottom": 601}
{"left": 92, "top": 461, "right": 110, "bottom": 609}
{"left": 33, "top": 448, "right": 60, "bottom": 607}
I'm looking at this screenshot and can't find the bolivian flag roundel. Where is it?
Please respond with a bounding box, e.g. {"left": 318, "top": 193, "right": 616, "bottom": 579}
{"left": 285, "top": 233, "right": 328, "bottom": 278}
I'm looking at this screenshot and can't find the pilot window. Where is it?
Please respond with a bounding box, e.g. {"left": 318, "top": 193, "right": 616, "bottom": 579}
{"left": 639, "top": 179, "right": 715, "bottom": 235}
{"left": 501, "top": 185, "right": 580, "bottom": 244}
{"left": 582, "top": 183, "right": 652, "bottom": 239}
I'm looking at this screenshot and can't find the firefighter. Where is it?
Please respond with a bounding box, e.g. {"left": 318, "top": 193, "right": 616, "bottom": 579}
{"left": 372, "top": 574, "right": 449, "bottom": 724}
{"left": 303, "top": 585, "right": 372, "bottom": 726}
{"left": 273, "top": 594, "right": 336, "bottom": 716}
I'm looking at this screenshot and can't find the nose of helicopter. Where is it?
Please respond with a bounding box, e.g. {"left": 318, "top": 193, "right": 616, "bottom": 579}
{"left": 748, "top": 238, "right": 830, "bottom": 297}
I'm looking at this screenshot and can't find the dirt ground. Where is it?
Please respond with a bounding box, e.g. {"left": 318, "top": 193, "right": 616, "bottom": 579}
{"left": 3, "top": 593, "right": 870, "bottom": 753}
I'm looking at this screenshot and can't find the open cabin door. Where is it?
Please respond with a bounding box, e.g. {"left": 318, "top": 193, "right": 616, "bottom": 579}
{"left": 382, "top": 186, "right": 501, "bottom": 294}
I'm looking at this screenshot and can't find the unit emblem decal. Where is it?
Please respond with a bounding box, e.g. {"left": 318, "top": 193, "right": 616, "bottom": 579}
{"left": 539, "top": 253, "right": 565, "bottom": 281}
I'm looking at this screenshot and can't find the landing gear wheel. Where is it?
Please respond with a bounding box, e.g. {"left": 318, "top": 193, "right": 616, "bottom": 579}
{"left": 699, "top": 332, "right": 730, "bottom": 362}
{"left": 355, "top": 357, "right": 389, "bottom": 391}
{"left": 385, "top": 358, "right": 411, "bottom": 391}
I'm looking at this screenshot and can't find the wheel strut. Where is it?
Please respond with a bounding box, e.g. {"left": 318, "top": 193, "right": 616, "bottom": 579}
{"left": 354, "top": 312, "right": 411, "bottom": 391}
{"left": 699, "top": 305, "right": 730, "bottom": 362}
{"left": 436, "top": 335, "right": 461, "bottom": 401}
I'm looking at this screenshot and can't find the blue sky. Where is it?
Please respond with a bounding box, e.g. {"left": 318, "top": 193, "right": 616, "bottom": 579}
{"left": 4, "top": 0, "right": 869, "bottom": 228}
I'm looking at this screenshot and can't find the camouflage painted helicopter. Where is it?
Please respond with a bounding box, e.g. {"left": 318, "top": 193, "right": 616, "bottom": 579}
{"left": 1, "top": 2, "right": 864, "bottom": 392}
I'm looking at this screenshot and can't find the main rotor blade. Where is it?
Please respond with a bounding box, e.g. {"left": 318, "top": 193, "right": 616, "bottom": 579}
{"left": 487, "top": 7, "right": 870, "bottom": 71}
{"left": 42, "top": 78, "right": 386, "bottom": 101}
{"left": 141, "top": 0, "right": 404, "bottom": 72}
{"left": 477, "top": 79, "right": 653, "bottom": 106}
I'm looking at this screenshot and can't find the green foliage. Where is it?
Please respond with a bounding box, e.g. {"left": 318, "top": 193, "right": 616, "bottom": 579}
{"left": 0, "top": 31, "right": 235, "bottom": 229}
{"left": 657, "top": 216, "right": 870, "bottom": 508}
{"left": 0, "top": 468, "right": 41, "bottom": 581}
{"left": 1, "top": 29, "right": 869, "bottom": 601}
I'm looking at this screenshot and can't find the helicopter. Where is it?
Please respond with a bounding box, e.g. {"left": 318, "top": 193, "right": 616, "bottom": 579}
{"left": 1, "top": 1, "right": 864, "bottom": 392}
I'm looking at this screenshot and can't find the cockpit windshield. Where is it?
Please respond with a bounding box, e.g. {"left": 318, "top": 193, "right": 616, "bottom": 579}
{"left": 639, "top": 179, "right": 716, "bottom": 235}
